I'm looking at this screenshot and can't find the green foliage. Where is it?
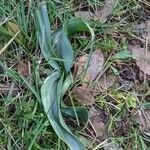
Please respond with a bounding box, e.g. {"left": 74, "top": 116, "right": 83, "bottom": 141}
{"left": 113, "top": 50, "right": 131, "bottom": 60}
{"left": 64, "top": 18, "right": 89, "bottom": 36}
{"left": 41, "top": 71, "right": 85, "bottom": 150}
{"left": 36, "top": 2, "right": 94, "bottom": 150}
{"left": 36, "top": 3, "right": 59, "bottom": 70}
{"left": 1, "top": 0, "right": 149, "bottom": 149}
{"left": 52, "top": 29, "right": 74, "bottom": 72}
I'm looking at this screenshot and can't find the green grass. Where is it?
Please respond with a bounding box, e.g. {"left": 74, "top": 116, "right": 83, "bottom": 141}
{"left": 0, "top": 0, "right": 150, "bottom": 149}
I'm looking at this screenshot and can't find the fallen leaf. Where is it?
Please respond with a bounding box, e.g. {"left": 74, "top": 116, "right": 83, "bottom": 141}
{"left": 98, "top": 75, "right": 117, "bottom": 91}
{"left": 95, "top": 0, "right": 118, "bottom": 22}
{"left": 7, "top": 22, "right": 23, "bottom": 42}
{"left": 17, "top": 62, "right": 29, "bottom": 76}
{"left": 7, "top": 22, "right": 20, "bottom": 35}
{"left": 86, "top": 50, "right": 104, "bottom": 81}
{"left": 72, "top": 50, "right": 104, "bottom": 105}
{"left": 73, "top": 54, "right": 88, "bottom": 78}
{"left": 75, "top": 0, "right": 118, "bottom": 22}
{"left": 87, "top": 75, "right": 117, "bottom": 95}
{"left": 131, "top": 46, "right": 150, "bottom": 76}
{"left": 75, "top": 11, "right": 94, "bottom": 20}
{"left": 119, "top": 64, "right": 137, "bottom": 81}
{"left": 133, "top": 20, "right": 150, "bottom": 40}
{"left": 134, "top": 109, "right": 150, "bottom": 133}
{"left": 89, "top": 107, "right": 107, "bottom": 138}
{"left": 74, "top": 50, "right": 104, "bottom": 82}
{"left": 72, "top": 86, "right": 95, "bottom": 105}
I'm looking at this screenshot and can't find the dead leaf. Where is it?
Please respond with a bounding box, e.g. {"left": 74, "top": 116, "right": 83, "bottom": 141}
{"left": 134, "top": 20, "right": 150, "bottom": 40}
{"left": 7, "top": 22, "right": 23, "bottom": 42}
{"left": 75, "top": 0, "right": 118, "bottom": 22}
{"left": 74, "top": 50, "right": 104, "bottom": 82}
{"left": 72, "top": 86, "right": 95, "bottom": 105}
{"left": 89, "top": 107, "right": 107, "bottom": 138}
{"left": 73, "top": 54, "right": 88, "bottom": 78}
{"left": 75, "top": 11, "right": 94, "bottom": 20}
{"left": 87, "top": 75, "right": 117, "bottom": 95}
{"left": 134, "top": 109, "right": 150, "bottom": 133}
{"left": 87, "top": 50, "right": 104, "bottom": 81}
{"left": 131, "top": 46, "right": 150, "bottom": 76}
{"left": 17, "top": 62, "right": 29, "bottom": 76}
{"left": 7, "top": 22, "right": 20, "bottom": 35}
{"left": 98, "top": 75, "right": 117, "bottom": 91}
{"left": 95, "top": 0, "right": 118, "bottom": 22}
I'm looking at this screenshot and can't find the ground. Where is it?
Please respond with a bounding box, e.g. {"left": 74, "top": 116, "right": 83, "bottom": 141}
{"left": 0, "top": 0, "right": 150, "bottom": 150}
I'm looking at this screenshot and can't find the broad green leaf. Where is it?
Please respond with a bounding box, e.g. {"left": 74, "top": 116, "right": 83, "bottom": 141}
{"left": 61, "top": 73, "right": 73, "bottom": 97}
{"left": 41, "top": 71, "right": 85, "bottom": 150}
{"left": 64, "top": 18, "right": 95, "bottom": 44}
{"left": 36, "top": 3, "right": 59, "bottom": 69}
{"left": 52, "top": 30, "right": 74, "bottom": 72}
{"left": 64, "top": 18, "right": 89, "bottom": 36}
{"left": 36, "top": 3, "right": 93, "bottom": 150}
{"left": 64, "top": 18, "right": 95, "bottom": 73}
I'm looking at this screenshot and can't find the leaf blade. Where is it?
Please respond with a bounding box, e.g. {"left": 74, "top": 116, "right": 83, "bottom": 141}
{"left": 36, "top": 3, "right": 59, "bottom": 69}
{"left": 41, "top": 71, "right": 85, "bottom": 150}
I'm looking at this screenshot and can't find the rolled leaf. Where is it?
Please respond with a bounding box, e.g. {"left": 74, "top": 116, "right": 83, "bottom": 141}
{"left": 41, "top": 71, "right": 85, "bottom": 150}
{"left": 36, "top": 3, "right": 59, "bottom": 69}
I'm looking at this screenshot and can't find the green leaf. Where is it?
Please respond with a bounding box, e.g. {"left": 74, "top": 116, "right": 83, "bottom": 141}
{"left": 113, "top": 50, "right": 131, "bottom": 60}
{"left": 61, "top": 73, "right": 73, "bottom": 97}
{"left": 41, "top": 71, "right": 85, "bottom": 150}
{"left": 52, "top": 30, "right": 74, "bottom": 72}
{"left": 64, "top": 18, "right": 89, "bottom": 36}
{"left": 126, "top": 94, "right": 137, "bottom": 108}
{"left": 64, "top": 18, "right": 95, "bottom": 45}
{"left": 36, "top": 3, "right": 59, "bottom": 69}
{"left": 61, "top": 107, "right": 89, "bottom": 130}
{"left": 36, "top": 3, "right": 93, "bottom": 150}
